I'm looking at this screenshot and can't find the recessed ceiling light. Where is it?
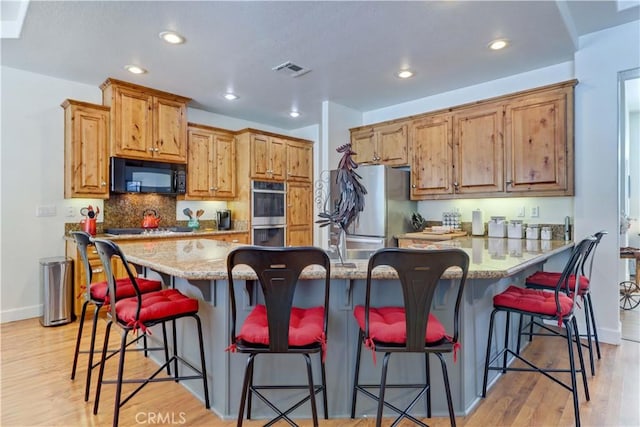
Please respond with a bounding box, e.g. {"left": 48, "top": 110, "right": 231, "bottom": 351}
{"left": 488, "top": 39, "right": 509, "bottom": 50}
{"left": 124, "top": 65, "right": 147, "bottom": 75}
{"left": 289, "top": 111, "right": 300, "bottom": 118}
{"left": 159, "top": 31, "right": 185, "bottom": 44}
{"left": 224, "top": 93, "right": 238, "bottom": 101}
{"left": 397, "top": 70, "right": 414, "bottom": 79}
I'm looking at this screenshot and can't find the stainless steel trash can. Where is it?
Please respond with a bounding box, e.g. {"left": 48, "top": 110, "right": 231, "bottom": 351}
{"left": 40, "top": 257, "right": 73, "bottom": 326}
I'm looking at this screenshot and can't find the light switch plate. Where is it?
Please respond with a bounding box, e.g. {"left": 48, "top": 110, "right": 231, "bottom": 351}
{"left": 36, "top": 204, "right": 56, "bottom": 217}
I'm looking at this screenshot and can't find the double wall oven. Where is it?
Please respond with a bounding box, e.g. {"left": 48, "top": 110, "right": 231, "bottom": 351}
{"left": 251, "top": 180, "right": 286, "bottom": 246}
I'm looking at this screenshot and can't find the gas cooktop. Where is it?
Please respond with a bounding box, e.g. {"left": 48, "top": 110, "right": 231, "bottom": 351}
{"left": 105, "top": 227, "right": 193, "bottom": 235}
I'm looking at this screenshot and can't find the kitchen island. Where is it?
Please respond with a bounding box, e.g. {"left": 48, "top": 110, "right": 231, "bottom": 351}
{"left": 116, "top": 237, "right": 574, "bottom": 420}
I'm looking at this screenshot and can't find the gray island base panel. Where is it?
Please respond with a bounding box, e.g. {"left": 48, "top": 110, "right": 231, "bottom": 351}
{"left": 116, "top": 238, "right": 574, "bottom": 421}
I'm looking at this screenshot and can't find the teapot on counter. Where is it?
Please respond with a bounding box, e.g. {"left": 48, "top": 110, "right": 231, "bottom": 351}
{"left": 142, "top": 209, "right": 161, "bottom": 229}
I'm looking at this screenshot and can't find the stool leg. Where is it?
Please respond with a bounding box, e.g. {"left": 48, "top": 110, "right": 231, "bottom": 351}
{"left": 71, "top": 300, "right": 89, "bottom": 380}
{"left": 161, "top": 322, "right": 170, "bottom": 376}
{"left": 586, "top": 294, "right": 601, "bottom": 359}
{"left": 320, "top": 356, "right": 328, "bottom": 419}
{"left": 303, "top": 354, "right": 319, "bottom": 427}
{"left": 581, "top": 299, "right": 596, "bottom": 376}
{"left": 237, "top": 354, "right": 256, "bottom": 427}
{"left": 564, "top": 319, "right": 582, "bottom": 427}
{"left": 350, "top": 330, "right": 364, "bottom": 418}
{"left": 376, "top": 352, "right": 392, "bottom": 427}
{"left": 93, "top": 320, "right": 113, "bottom": 415}
{"left": 112, "top": 329, "right": 129, "bottom": 427}
{"left": 572, "top": 317, "right": 590, "bottom": 401}
{"left": 502, "top": 311, "right": 511, "bottom": 373}
{"left": 482, "top": 309, "right": 498, "bottom": 397}
{"left": 425, "top": 353, "right": 431, "bottom": 418}
{"left": 172, "top": 319, "right": 179, "bottom": 379}
{"left": 437, "top": 353, "right": 456, "bottom": 427}
{"left": 84, "top": 302, "right": 103, "bottom": 402}
{"left": 194, "top": 315, "right": 210, "bottom": 409}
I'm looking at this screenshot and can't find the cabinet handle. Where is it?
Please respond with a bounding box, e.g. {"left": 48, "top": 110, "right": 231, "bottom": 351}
{"left": 506, "top": 180, "right": 513, "bottom": 185}
{"left": 92, "top": 268, "right": 103, "bottom": 274}
{"left": 210, "top": 187, "right": 218, "bottom": 191}
{"left": 91, "top": 249, "right": 98, "bottom": 254}
{"left": 154, "top": 148, "right": 159, "bottom": 152}
{"left": 148, "top": 148, "right": 155, "bottom": 152}
{"left": 232, "top": 239, "right": 239, "bottom": 243}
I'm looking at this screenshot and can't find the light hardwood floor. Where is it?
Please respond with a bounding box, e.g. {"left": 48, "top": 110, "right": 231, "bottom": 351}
{"left": 1, "top": 316, "right": 639, "bottom": 427}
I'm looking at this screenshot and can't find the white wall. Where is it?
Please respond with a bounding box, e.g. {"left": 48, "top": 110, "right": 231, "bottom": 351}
{"left": 574, "top": 20, "right": 640, "bottom": 344}
{"left": 0, "top": 66, "right": 314, "bottom": 322}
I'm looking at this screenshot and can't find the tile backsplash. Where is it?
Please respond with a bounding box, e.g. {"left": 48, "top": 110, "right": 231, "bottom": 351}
{"left": 104, "top": 194, "right": 177, "bottom": 228}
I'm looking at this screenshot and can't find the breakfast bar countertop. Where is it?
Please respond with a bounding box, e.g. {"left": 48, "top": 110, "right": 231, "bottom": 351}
{"left": 116, "top": 237, "right": 574, "bottom": 282}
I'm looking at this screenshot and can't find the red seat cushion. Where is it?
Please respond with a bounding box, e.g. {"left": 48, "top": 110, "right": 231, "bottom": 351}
{"left": 353, "top": 306, "right": 447, "bottom": 345}
{"left": 115, "top": 289, "right": 198, "bottom": 328}
{"left": 526, "top": 271, "right": 589, "bottom": 293}
{"left": 493, "top": 285, "right": 574, "bottom": 318}
{"left": 90, "top": 277, "right": 162, "bottom": 304}
{"left": 237, "top": 305, "right": 325, "bottom": 347}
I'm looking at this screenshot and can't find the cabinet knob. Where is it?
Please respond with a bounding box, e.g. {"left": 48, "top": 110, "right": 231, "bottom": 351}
{"left": 411, "top": 184, "right": 416, "bottom": 188}
{"left": 148, "top": 148, "right": 154, "bottom": 152}
{"left": 92, "top": 268, "right": 103, "bottom": 274}
{"left": 154, "top": 148, "right": 159, "bottom": 152}
{"left": 506, "top": 180, "right": 513, "bottom": 185}
{"left": 101, "top": 181, "right": 106, "bottom": 187}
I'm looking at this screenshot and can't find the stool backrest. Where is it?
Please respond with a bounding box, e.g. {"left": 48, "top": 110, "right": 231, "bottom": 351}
{"left": 92, "top": 238, "right": 142, "bottom": 321}
{"left": 556, "top": 236, "right": 597, "bottom": 313}
{"left": 71, "top": 231, "right": 94, "bottom": 287}
{"left": 227, "top": 246, "right": 331, "bottom": 352}
{"left": 364, "top": 248, "right": 469, "bottom": 351}
{"left": 581, "top": 230, "right": 607, "bottom": 281}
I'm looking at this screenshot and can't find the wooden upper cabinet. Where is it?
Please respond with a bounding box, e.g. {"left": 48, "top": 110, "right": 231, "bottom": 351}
{"left": 250, "top": 133, "right": 286, "bottom": 181}
{"left": 410, "top": 113, "right": 453, "bottom": 198}
{"left": 504, "top": 84, "right": 574, "bottom": 195}
{"left": 287, "top": 181, "right": 313, "bottom": 246}
{"left": 101, "top": 78, "right": 189, "bottom": 163}
{"left": 186, "top": 123, "right": 236, "bottom": 200}
{"left": 351, "top": 122, "right": 408, "bottom": 166}
{"left": 286, "top": 139, "right": 313, "bottom": 182}
{"left": 62, "top": 99, "right": 110, "bottom": 199}
{"left": 453, "top": 103, "right": 504, "bottom": 194}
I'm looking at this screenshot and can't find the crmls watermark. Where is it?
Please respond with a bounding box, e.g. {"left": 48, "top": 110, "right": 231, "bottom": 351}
{"left": 135, "top": 412, "right": 187, "bottom": 425}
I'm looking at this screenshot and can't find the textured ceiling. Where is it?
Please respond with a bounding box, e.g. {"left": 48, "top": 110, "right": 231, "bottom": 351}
{"left": 2, "top": 1, "right": 638, "bottom": 129}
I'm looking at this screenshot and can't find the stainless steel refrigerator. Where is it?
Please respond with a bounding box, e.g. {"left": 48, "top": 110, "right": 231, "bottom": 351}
{"left": 329, "top": 164, "right": 416, "bottom": 249}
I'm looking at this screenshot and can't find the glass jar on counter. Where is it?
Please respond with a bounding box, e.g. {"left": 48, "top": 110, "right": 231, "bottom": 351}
{"left": 541, "top": 226, "right": 552, "bottom": 240}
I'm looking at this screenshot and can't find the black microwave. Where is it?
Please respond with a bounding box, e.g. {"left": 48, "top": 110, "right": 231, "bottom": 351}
{"left": 110, "top": 158, "right": 186, "bottom": 195}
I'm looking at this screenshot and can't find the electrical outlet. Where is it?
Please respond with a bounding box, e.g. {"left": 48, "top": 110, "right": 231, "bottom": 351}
{"left": 531, "top": 206, "right": 539, "bottom": 218}
{"left": 66, "top": 207, "right": 75, "bottom": 218}
{"left": 517, "top": 206, "right": 525, "bottom": 217}
{"left": 36, "top": 204, "right": 56, "bottom": 217}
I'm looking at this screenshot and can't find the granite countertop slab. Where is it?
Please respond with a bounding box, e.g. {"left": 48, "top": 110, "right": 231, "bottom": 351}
{"left": 115, "top": 237, "right": 574, "bottom": 281}
{"left": 64, "top": 228, "right": 248, "bottom": 241}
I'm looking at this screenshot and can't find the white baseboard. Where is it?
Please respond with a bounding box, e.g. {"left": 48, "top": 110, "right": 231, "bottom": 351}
{"left": 0, "top": 305, "right": 42, "bottom": 323}
{"left": 597, "top": 325, "right": 622, "bottom": 345}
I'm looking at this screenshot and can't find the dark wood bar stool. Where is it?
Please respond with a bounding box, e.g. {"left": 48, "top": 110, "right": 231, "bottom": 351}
{"left": 522, "top": 230, "right": 607, "bottom": 375}
{"left": 482, "top": 236, "right": 595, "bottom": 427}
{"left": 226, "top": 246, "right": 331, "bottom": 427}
{"left": 350, "top": 248, "right": 469, "bottom": 427}
{"left": 91, "top": 239, "right": 210, "bottom": 427}
{"left": 69, "top": 231, "right": 162, "bottom": 402}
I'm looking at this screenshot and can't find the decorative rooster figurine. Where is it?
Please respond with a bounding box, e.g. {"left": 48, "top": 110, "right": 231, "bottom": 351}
{"left": 317, "top": 143, "right": 367, "bottom": 231}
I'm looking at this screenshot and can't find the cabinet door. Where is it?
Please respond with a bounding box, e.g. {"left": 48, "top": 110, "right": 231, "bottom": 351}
{"left": 63, "top": 101, "right": 110, "bottom": 198}
{"left": 377, "top": 123, "right": 409, "bottom": 166}
{"left": 410, "top": 114, "right": 453, "bottom": 198}
{"left": 212, "top": 132, "right": 236, "bottom": 199}
{"left": 505, "top": 89, "right": 571, "bottom": 194}
{"left": 287, "top": 182, "right": 313, "bottom": 246}
{"left": 269, "top": 137, "right": 287, "bottom": 181}
{"left": 186, "top": 127, "right": 214, "bottom": 198}
{"left": 250, "top": 133, "right": 271, "bottom": 179}
{"left": 454, "top": 104, "right": 504, "bottom": 194}
{"left": 350, "top": 128, "right": 377, "bottom": 165}
{"left": 112, "top": 87, "right": 154, "bottom": 159}
{"left": 286, "top": 140, "right": 313, "bottom": 182}
{"left": 153, "top": 97, "right": 187, "bottom": 162}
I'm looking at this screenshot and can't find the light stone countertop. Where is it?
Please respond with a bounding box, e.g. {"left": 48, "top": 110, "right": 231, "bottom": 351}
{"left": 114, "top": 237, "right": 574, "bottom": 281}
{"left": 64, "top": 228, "right": 247, "bottom": 241}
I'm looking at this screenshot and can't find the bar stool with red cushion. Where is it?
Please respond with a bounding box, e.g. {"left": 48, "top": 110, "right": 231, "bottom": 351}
{"left": 226, "top": 246, "right": 331, "bottom": 427}
{"left": 69, "top": 231, "right": 163, "bottom": 402}
{"left": 522, "top": 230, "right": 607, "bottom": 375}
{"left": 350, "top": 248, "right": 469, "bottom": 427}
{"left": 91, "top": 239, "right": 210, "bottom": 427}
{"left": 481, "top": 236, "right": 595, "bottom": 427}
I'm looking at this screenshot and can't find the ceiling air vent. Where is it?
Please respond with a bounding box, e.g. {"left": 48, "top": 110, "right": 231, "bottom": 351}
{"left": 272, "top": 61, "right": 311, "bottom": 78}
